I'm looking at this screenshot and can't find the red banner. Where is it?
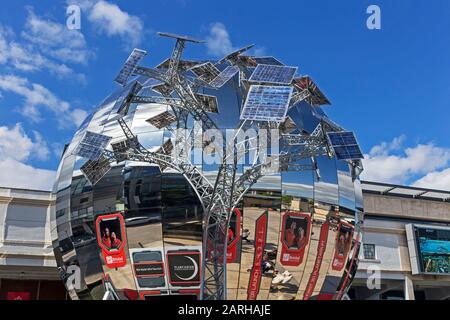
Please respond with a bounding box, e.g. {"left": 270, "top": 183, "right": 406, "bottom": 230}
{"left": 334, "top": 236, "right": 361, "bottom": 300}
{"left": 227, "top": 208, "right": 241, "bottom": 263}
{"left": 247, "top": 211, "right": 268, "bottom": 300}
{"left": 303, "top": 223, "right": 329, "bottom": 300}
{"left": 7, "top": 292, "right": 31, "bottom": 300}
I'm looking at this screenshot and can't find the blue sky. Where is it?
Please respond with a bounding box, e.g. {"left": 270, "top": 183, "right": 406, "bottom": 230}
{"left": 0, "top": 0, "right": 449, "bottom": 190}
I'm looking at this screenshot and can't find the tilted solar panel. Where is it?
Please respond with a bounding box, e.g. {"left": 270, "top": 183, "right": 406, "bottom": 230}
{"left": 209, "top": 66, "right": 239, "bottom": 88}
{"left": 73, "top": 131, "right": 112, "bottom": 160}
{"left": 241, "top": 85, "right": 293, "bottom": 122}
{"left": 80, "top": 155, "right": 112, "bottom": 185}
{"left": 327, "top": 131, "right": 363, "bottom": 160}
{"left": 254, "top": 56, "right": 284, "bottom": 66}
{"left": 195, "top": 93, "right": 219, "bottom": 113}
{"left": 190, "top": 62, "right": 220, "bottom": 83}
{"left": 146, "top": 111, "right": 177, "bottom": 129}
{"left": 114, "top": 48, "right": 147, "bottom": 86}
{"left": 249, "top": 64, "right": 297, "bottom": 85}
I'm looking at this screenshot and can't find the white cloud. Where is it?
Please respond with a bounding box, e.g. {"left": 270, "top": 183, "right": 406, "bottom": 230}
{"left": 412, "top": 168, "right": 450, "bottom": 191}
{"left": 0, "top": 158, "right": 55, "bottom": 190}
{"left": 0, "top": 74, "right": 87, "bottom": 128}
{"left": 0, "top": 123, "right": 55, "bottom": 191}
{"left": 206, "top": 22, "right": 235, "bottom": 57}
{"left": 205, "top": 22, "right": 265, "bottom": 58}
{"left": 21, "top": 7, "right": 93, "bottom": 65}
{"left": 87, "top": 0, "right": 144, "bottom": 48}
{"left": 0, "top": 22, "right": 86, "bottom": 82}
{"left": 0, "top": 123, "right": 46, "bottom": 161}
{"left": 362, "top": 135, "right": 450, "bottom": 185}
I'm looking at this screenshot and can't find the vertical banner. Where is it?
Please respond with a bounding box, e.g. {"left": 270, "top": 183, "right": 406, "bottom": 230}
{"left": 247, "top": 211, "right": 268, "bottom": 300}
{"left": 303, "top": 222, "right": 329, "bottom": 300}
{"left": 96, "top": 213, "right": 127, "bottom": 268}
{"left": 227, "top": 208, "right": 241, "bottom": 263}
{"left": 334, "top": 237, "right": 361, "bottom": 300}
{"left": 280, "top": 212, "right": 311, "bottom": 266}
{"left": 331, "top": 221, "right": 354, "bottom": 271}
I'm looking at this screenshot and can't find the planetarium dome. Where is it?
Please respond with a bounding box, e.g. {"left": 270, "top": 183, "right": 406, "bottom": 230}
{"left": 51, "top": 33, "right": 364, "bottom": 300}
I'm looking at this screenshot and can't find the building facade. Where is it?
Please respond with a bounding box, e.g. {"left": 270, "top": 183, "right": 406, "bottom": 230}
{"left": 350, "top": 181, "right": 450, "bottom": 300}
{"left": 0, "top": 187, "right": 67, "bottom": 300}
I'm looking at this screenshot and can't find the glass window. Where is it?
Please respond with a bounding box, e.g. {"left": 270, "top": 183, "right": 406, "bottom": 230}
{"left": 363, "top": 243, "right": 376, "bottom": 260}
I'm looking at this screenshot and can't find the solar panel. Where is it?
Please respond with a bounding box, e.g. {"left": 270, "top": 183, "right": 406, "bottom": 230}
{"left": 146, "top": 111, "right": 177, "bottom": 129}
{"left": 237, "top": 55, "right": 257, "bottom": 67}
{"left": 254, "top": 56, "right": 284, "bottom": 66}
{"left": 292, "top": 76, "right": 331, "bottom": 105}
{"left": 73, "top": 131, "right": 112, "bottom": 160}
{"left": 241, "top": 85, "right": 293, "bottom": 122}
{"left": 111, "top": 137, "right": 140, "bottom": 162}
{"left": 190, "top": 62, "right": 220, "bottom": 83}
{"left": 80, "top": 155, "right": 112, "bottom": 185}
{"left": 195, "top": 93, "right": 219, "bottom": 113}
{"left": 218, "top": 44, "right": 254, "bottom": 64}
{"left": 209, "top": 66, "right": 240, "bottom": 88}
{"left": 327, "top": 131, "right": 363, "bottom": 160}
{"left": 157, "top": 139, "right": 174, "bottom": 155}
{"left": 249, "top": 64, "right": 297, "bottom": 85}
{"left": 280, "top": 116, "right": 297, "bottom": 134}
{"left": 114, "top": 48, "right": 147, "bottom": 86}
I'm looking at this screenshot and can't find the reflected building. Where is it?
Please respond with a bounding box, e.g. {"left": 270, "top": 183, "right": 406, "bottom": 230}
{"left": 51, "top": 46, "right": 364, "bottom": 300}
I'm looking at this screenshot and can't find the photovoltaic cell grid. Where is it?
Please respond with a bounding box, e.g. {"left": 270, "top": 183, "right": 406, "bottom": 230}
{"left": 195, "top": 94, "right": 219, "bottom": 113}
{"left": 249, "top": 64, "right": 297, "bottom": 85}
{"left": 114, "top": 49, "right": 147, "bottom": 86}
{"left": 146, "top": 111, "right": 177, "bottom": 129}
{"left": 254, "top": 56, "right": 284, "bottom": 66}
{"left": 190, "top": 62, "right": 220, "bottom": 83}
{"left": 80, "top": 155, "right": 112, "bottom": 185}
{"left": 209, "top": 66, "right": 239, "bottom": 88}
{"left": 241, "top": 85, "right": 293, "bottom": 122}
{"left": 73, "top": 131, "right": 112, "bottom": 160}
{"left": 327, "top": 131, "right": 364, "bottom": 160}
{"left": 157, "top": 139, "right": 174, "bottom": 155}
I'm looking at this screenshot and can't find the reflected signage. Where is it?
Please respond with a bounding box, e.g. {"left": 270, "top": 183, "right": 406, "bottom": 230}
{"left": 166, "top": 249, "right": 202, "bottom": 287}
{"left": 95, "top": 213, "right": 127, "bottom": 268}
{"left": 331, "top": 221, "right": 354, "bottom": 271}
{"left": 227, "top": 208, "right": 241, "bottom": 263}
{"left": 303, "top": 223, "right": 329, "bottom": 300}
{"left": 280, "top": 212, "right": 311, "bottom": 266}
{"left": 247, "top": 211, "right": 268, "bottom": 300}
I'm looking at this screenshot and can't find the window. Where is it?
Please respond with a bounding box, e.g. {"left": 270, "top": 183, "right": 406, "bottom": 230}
{"left": 363, "top": 243, "right": 376, "bottom": 260}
